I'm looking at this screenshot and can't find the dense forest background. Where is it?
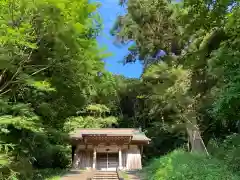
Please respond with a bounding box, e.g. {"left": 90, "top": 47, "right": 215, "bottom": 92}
{"left": 1, "top": 0, "right": 240, "bottom": 179}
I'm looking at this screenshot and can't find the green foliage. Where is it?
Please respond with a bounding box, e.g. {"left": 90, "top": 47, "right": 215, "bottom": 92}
{"left": 112, "top": 0, "right": 179, "bottom": 63}
{"left": 85, "top": 104, "right": 110, "bottom": 116}
{"left": 64, "top": 104, "right": 118, "bottom": 133}
{"left": 0, "top": 0, "right": 108, "bottom": 179}
{"left": 32, "top": 168, "right": 67, "bottom": 180}
{"left": 64, "top": 116, "right": 118, "bottom": 132}
{"left": 208, "top": 6, "right": 240, "bottom": 124}
{"left": 0, "top": 0, "right": 240, "bottom": 178}
{"left": 208, "top": 134, "right": 240, "bottom": 174}
{"left": 144, "top": 150, "right": 239, "bottom": 180}
{"left": 113, "top": 0, "right": 240, "bottom": 160}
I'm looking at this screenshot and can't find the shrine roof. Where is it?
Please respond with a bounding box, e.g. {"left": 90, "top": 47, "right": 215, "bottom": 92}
{"left": 70, "top": 128, "right": 151, "bottom": 142}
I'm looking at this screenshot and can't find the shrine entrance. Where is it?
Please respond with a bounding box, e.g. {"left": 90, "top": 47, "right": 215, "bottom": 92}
{"left": 97, "top": 152, "right": 118, "bottom": 171}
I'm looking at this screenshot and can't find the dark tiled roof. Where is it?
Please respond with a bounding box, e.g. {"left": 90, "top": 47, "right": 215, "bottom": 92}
{"left": 70, "top": 128, "right": 151, "bottom": 141}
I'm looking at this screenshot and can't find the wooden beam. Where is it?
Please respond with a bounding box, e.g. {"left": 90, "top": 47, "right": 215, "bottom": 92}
{"left": 128, "top": 136, "right": 133, "bottom": 144}
{"left": 84, "top": 137, "right": 87, "bottom": 144}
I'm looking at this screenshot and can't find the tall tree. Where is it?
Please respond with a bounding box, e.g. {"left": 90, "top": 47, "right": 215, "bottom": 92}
{"left": 0, "top": 0, "right": 107, "bottom": 179}
{"left": 111, "top": 0, "right": 240, "bottom": 155}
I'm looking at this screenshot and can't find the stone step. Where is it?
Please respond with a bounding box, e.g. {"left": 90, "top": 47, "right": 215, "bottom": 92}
{"left": 94, "top": 175, "right": 118, "bottom": 178}
{"left": 92, "top": 177, "right": 119, "bottom": 180}
{"left": 92, "top": 171, "right": 119, "bottom": 180}
{"left": 92, "top": 178, "right": 119, "bottom": 179}
{"left": 94, "top": 173, "right": 118, "bottom": 175}
{"left": 94, "top": 173, "right": 117, "bottom": 174}
{"left": 93, "top": 177, "right": 118, "bottom": 180}
{"left": 94, "top": 174, "right": 118, "bottom": 177}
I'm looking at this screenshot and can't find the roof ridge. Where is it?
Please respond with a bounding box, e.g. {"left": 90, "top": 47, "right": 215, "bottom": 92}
{"left": 70, "top": 128, "right": 151, "bottom": 142}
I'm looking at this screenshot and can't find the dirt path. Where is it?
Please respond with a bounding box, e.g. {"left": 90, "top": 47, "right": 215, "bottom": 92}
{"left": 60, "top": 170, "right": 93, "bottom": 180}
{"left": 120, "top": 170, "right": 143, "bottom": 180}
{"left": 127, "top": 173, "right": 141, "bottom": 180}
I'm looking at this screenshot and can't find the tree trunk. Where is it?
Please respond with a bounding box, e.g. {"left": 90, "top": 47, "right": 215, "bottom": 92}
{"left": 187, "top": 126, "right": 209, "bottom": 155}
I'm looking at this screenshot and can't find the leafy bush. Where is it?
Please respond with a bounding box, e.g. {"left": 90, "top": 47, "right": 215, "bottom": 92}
{"left": 144, "top": 149, "right": 239, "bottom": 180}
{"left": 51, "top": 145, "right": 71, "bottom": 169}
{"left": 30, "top": 132, "right": 70, "bottom": 169}
{"left": 208, "top": 134, "right": 240, "bottom": 173}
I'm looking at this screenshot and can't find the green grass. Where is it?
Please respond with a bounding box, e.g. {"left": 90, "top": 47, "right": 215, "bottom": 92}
{"left": 144, "top": 149, "right": 240, "bottom": 180}
{"left": 33, "top": 168, "right": 68, "bottom": 180}
{"left": 118, "top": 171, "right": 130, "bottom": 180}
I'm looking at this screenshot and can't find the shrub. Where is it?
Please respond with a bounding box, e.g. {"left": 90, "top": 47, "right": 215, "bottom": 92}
{"left": 33, "top": 144, "right": 71, "bottom": 169}
{"left": 51, "top": 145, "right": 71, "bottom": 169}
{"left": 208, "top": 133, "right": 240, "bottom": 173}
{"left": 144, "top": 149, "right": 239, "bottom": 180}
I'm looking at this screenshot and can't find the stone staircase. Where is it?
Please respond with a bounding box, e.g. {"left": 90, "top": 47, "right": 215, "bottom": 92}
{"left": 92, "top": 171, "right": 119, "bottom": 180}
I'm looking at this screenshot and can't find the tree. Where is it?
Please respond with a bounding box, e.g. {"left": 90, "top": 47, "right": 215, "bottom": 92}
{"left": 0, "top": 0, "right": 106, "bottom": 179}
{"left": 111, "top": 0, "right": 240, "bottom": 155}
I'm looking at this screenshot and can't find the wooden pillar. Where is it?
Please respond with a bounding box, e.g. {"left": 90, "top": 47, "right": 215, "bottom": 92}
{"left": 72, "top": 145, "right": 79, "bottom": 169}
{"left": 140, "top": 145, "right": 143, "bottom": 155}
{"left": 93, "top": 147, "right": 97, "bottom": 169}
{"left": 72, "top": 145, "right": 76, "bottom": 164}
{"left": 119, "top": 147, "right": 123, "bottom": 169}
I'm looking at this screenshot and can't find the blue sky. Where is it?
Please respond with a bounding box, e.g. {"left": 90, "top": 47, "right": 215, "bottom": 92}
{"left": 94, "top": 0, "right": 143, "bottom": 78}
